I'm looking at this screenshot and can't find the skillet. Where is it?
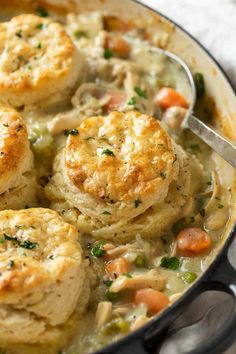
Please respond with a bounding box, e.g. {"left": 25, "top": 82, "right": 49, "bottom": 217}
{"left": 1, "top": 0, "right": 236, "bottom": 353}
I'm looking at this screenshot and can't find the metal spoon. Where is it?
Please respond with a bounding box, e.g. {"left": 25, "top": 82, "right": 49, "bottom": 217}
{"left": 152, "top": 47, "right": 236, "bottom": 169}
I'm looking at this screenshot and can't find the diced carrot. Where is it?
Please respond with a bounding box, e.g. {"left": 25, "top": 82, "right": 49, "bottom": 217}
{"left": 106, "top": 36, "right": 130, "bottom": 58}
{"left": 154, "top": 87, "right": 189, "bottom": 109}
{"left": 177, "top": 227, "right": 212, "bottom": 256}
{"left": 103, "top": 15, "right": 133, "bottom": 32}
{"left": 104, "top": 92, "right": 126, "bottom": 112}
{"left": 105, "top": 257, "right": 131, "bottom": 279}
{"left": 134, "top": 288, "right": 169, "bottom": 314}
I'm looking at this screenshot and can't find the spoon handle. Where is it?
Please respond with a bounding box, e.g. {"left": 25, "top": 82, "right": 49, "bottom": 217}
{"left": 184, "top": 115, "right": 236, "bottom": 169}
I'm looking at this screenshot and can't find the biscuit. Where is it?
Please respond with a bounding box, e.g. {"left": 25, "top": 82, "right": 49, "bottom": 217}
{"left": 0, "top": 208, "right": 87, "bottom": 344}
{"left": 0, "top": 106, "right": 36, "bottom": 209}
{"left": 48, "top": 111, "right": 179, "bottom": 225}
{"left": 0, "top": 15, "right": 85, "bottom": 107}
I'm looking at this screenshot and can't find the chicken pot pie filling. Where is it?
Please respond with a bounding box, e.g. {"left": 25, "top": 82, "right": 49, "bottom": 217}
{"left": 0, "top": 6, "right": 233, "bottom": 354}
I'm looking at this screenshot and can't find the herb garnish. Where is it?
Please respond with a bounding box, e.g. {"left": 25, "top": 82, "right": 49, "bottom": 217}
{"left": 127, "top": 97, "right": 137, "bottom": 105}
{"left": 20, "top": 240, "right": 38, "bottom": 250}
{"left": 101, "top": 149, "right": 115, "bottom": 157}
{"left": 134, "top": 199, "right": 142, "bottom": 208}
{"left": 16, "top": 30, "right": 22, "bottom": 38}
{"left": 73, "top": 30, "right": 87, "bottom": 39}
{"left": 36, "top": 7, "right": 49, "bottom": 17}
{"left": 64, "top": 129, "right": 79, "bottom": 136}
{"left": 2, "top": 234, "right": 38, "bottom": 250}
{"left": 104, "top": 48, "right": 113, "bottom": 59}
{"left": 7, "top": 260, "right": 15, "bottom": 270}
{"left": 102, "top": 211, "right": 111, "bottom": 215}
{"left": 160, "top": 256, "right": 180, "bottom": 270}
{"left": 190, "top": 144, "right": 200, "bottom": 151}
{"left": 194, "top": 73, "right": 205, "bottom": 99}
{"left": 90, "top": 241, "right": 105, "bottom": 258}
{"left": 103, "top": 279, "right": 113, "bottom": 287}
{"left": 36, "top": 23, "right": 44, "bottom": 30}
{"left": 218, "top": 204, "right": 224, "bottom": 209}
{"left": 160, "top": 172, "right": 166, "bottom": 179}
{"left": 123, "top": 273, "right": 132, "bottom": 278}
{"left": 134, "top": 87, "right": 147, "bottom": 99}
{"left": 134, "top": 254, "right": 146, "bottom": 268}
{"left": 106, "top": 290, "right": 120, "bottom": 302}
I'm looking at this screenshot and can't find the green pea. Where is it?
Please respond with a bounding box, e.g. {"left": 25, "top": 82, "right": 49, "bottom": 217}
{"left": 181, "top": 271, "right": 197, "bottom": 284}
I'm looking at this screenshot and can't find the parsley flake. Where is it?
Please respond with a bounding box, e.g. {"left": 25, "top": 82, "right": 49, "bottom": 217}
{"left": 218, "top": 204, "right": 224, "bottom": 209}
{"left": 160, "top": 256, "right": 180, "bottom": 270}
{"left": 101, "top": 149, "right": 115, "bottom": 157}
{"left": 36, "top": 23, "right": 44, "bottom": 30}
{"left": 64, "top": 129, "right": 79, "bottom": 136}
{"left": 104, "top": 48, "right": 113, "bottom": 59}
{"left": 36, "top": 7, "right": 49, "bottom": 17}
{"left": 102, "top": 211, "right": 111, "bottom": 215}
{"left": 134, "top": 199, "right": 142, "bottom": 208}
{"left": 20, "top": 240, "right": 38, "bottom": 250}
{"left": 7, "top": 260, "right": 15, "bottom": 270}
{"left": 134, "top": 87, "right": 147, "bottom": 99}
{"left": 73, "top": 30, "right": 87, "bottom": 39}
{"left": 91, "top": 241, "right": 105, "bottom": 258}
{"left": 127, "top": 97, "right": 137, "bottom": 105}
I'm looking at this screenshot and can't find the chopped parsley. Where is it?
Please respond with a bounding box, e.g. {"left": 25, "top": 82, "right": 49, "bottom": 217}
{"left": 37, "top": 42, "right": 42, "bottom": 49}
{"left": 7, "top": 260, "right": 15, "bottom": 270}
{"left": 104, "top": 48, "right": 113, "bottom": 59}
{"left": 127, "top": 97, "right": 137, "bottom": 105}
{"left": 134, "top": 199, "right": 142, "bottom": 208}
{"left": 106, "top": 290, "right": 120, "bottom": 302}
{"left": 160, "top": 172, "right": 166, "bottom": 179}
{"left": 90, "top": 241, "right": 105, "bottom": 258}
{"left": 134, "top": 254, "right": 146, "bottom": 268}
{"left": 36, "top": 7, "right": 49, "bottom": 17}
{"left": 181, "top": 271, "right": 197, "bottom": 284}
{"left": 73, "top": 30, "right": 87, "bottom": 39}
{"left": 16, "top": 30, "right": 22, "bottom": 38}
{"left": 194, "top": 73, "right": 205, "bottom": 99}
{"left": 103, "top": 279, "right": 113, "bottom": 287}
{"left": 64, "top": 128, "right": 79, "bottom": 136}
{"left": 2, "top": 234, "right": 38, "bottom": 250}
{"left": 190, "top": 144, "right": 200, "bottom": 151}
{"left": 3, "top": 123, "right": 9, "bottom": 127}
{"left": 101, "top": 149, "right": 115, "bottom": 157}
{"left": 18, "top": 55, "right": 28, "bottom": 64}
{"left": 199, "top": 208, "right": 206, "bottom": 217}
{"left": 102, "top": 211, "right": 111, "bottom": 215}
{"left": 160, "top": 256, "right": 180, "bottom": 270}
{"left": 36, "top": 23, "right": 44, "bottom": 30}
{"left": 218, "top": 204, "right": 224, "bottom": 209}
{"left": 123, "top": 273, "right": 132, "bottom": 278}
{"left": 134, "top": 86, "right": 147, "bottom": 99}
{"left": 20, "top": 240, "right": 38, "bottom": 250}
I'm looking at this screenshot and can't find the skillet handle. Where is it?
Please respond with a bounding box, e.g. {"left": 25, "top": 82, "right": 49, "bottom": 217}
{"left": 183, "top": 255, "right": 236, "bottom": 354}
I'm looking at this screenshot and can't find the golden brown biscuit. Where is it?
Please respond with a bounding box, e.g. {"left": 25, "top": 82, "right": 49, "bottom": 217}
{"left": 0, "top": 208, "right": 87, "bottom": 344}
{"left": 50, "top": 111, "right": 179, "bottom": 224}
{"left": 0, "top": 15, "right": 85, "bottom": 107}
{"left": 0, "top": 106, "right": 36, "bottom": 210}
{"left": 44, "top": 111, "right": 203, "bottom": 242}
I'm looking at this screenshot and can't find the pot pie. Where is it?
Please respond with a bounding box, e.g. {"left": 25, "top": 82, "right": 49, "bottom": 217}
{"left": 0, "top": 5, "right": 233, "bottom": 354}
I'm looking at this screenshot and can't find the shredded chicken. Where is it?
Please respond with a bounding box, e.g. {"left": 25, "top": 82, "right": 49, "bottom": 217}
{"left": 95, "top": 301, "right": 112, "bottom": 329}
{"left": 109, "top": 270, "right": 166, "bottom": 293}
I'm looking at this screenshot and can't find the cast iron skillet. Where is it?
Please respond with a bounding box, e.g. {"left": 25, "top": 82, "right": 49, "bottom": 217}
{"left": 94, "top": 1, "right": 236, "bottom": 353}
